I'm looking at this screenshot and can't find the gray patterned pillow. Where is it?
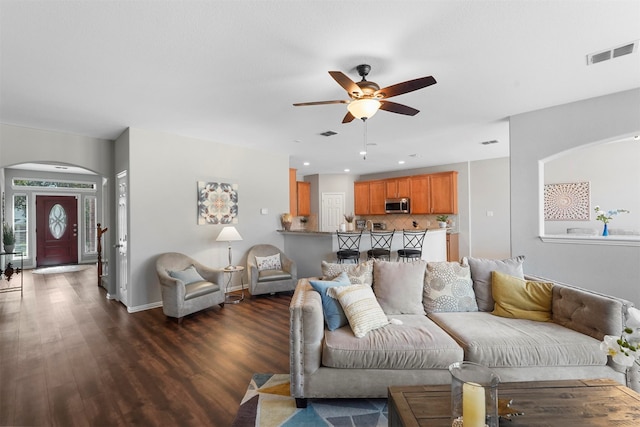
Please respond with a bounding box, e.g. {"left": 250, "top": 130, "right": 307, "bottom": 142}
{"left": 321, "top": 260, "right": 373, "bottom": 285}
{"left": 423, "top": 261, "right": 478, "bottom": 313}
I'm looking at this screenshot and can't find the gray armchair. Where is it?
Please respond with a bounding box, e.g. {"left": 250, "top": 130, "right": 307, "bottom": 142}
{"left": 156, "top": 252, "right": 225, "bottom": 322}
{"left": 247, "top": 244, "right": 297, "bottom": 296}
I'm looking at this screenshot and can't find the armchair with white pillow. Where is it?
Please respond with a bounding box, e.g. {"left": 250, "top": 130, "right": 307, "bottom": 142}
{"left": 247, "top": 244, "right": 297, "bottom": 296}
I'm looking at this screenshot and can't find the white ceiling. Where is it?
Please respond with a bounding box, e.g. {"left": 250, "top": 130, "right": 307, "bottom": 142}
{"left": 1, "top": 0, "right": 639, "bottom": 177}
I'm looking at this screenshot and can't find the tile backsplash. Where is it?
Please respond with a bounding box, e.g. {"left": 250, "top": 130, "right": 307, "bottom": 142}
{"left": 291, "top": 213, "right": 457, "bottom": 232}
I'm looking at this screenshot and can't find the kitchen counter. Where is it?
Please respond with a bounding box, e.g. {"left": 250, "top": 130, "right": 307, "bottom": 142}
{"left": 281, "top": 228, "right": 448, "bottom": 277}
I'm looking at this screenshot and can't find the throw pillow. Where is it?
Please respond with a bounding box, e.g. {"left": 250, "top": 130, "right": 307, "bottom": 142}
{"left": 168, "top": 265, "right": 205, "bottom": 284}
{"left": 255, "top": 253, "right": 282, "bottom": 271}
{"left": 321, "top": 260, "right": 373, "bottom": 285}
{"left": 423, "top": 261, "right": 478, "bottom": 313}
{"left": 465, "top": 255, "right": 525, "bottom": 311}
{"left": 309, "top": 272, "right": 351, "bottom": 331}
{"left": 328, "top": 284, "right": 389, "bottom": 338}
{"left": 491, "top": 271, "right": 554, "bottom": 321}
{"left": 373, "top": 260, "right": 426, "bottom": 315}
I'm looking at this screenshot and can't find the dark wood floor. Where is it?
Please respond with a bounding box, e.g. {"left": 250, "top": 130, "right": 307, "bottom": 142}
{"left": 0, "top": 266, "right": 292, "bottom": 426}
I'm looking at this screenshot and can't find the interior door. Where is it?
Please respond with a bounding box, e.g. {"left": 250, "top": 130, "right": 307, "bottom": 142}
{"left": 116, "top": 171, "right": 129, "bottom": 306}
{"left": 36, "top": 195, "right": 78, "bottom": 267}
{"left": 321, "top": 193, "right": 345, "bottom": 232}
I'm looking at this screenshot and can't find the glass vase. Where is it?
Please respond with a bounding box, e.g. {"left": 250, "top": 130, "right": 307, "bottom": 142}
{"left": 449, "top": 362, "right": 500, "bottom": 427}
{"left": 602, "top": 223, "right": 609, "bottom": 236}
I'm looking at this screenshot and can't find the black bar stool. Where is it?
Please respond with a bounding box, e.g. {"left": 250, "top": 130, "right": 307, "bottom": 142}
{"left": 336, "top": 231, "right": 362, "bottom": 264}
{"left": 367, "top": 229, "right": 395, "bottom": 261}
{"left": 397, "top": 229, "right": 428, "bottom": 262}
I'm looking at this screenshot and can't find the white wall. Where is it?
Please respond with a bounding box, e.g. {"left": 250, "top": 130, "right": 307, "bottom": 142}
{"left": 510, "top": 88, "right": 640, "bottom": 305}
{"left": 544, "top": 139, "right": 640, "bottom": 234}
{"left": 125, "top": 128, "right": 290, "bottom": 310}
{"left": 469, "top": 157, "right": 511, "bottom": 258}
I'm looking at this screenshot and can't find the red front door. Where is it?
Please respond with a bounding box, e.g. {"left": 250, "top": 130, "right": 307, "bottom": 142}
{"left": 36, "top": 196, "right": 78, "bottom": 267}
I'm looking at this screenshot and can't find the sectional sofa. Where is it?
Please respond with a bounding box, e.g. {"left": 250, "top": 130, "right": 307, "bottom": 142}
{"left": 289, "top": 258, "right": 639, "bottom": 407}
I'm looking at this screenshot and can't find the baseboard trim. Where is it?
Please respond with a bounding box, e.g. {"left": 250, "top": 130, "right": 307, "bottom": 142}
{"left": 127, "top": 301, "right": 163, "bottom": 313}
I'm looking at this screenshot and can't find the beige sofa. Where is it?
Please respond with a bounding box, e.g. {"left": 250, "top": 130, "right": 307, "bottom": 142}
{"left": 289, "top": 258, "right": 639, "bottom": 408}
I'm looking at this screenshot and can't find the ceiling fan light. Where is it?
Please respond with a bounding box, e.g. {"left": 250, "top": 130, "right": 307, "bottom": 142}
{"left": 347, "top": 99, "right": 381, "bottom": 119}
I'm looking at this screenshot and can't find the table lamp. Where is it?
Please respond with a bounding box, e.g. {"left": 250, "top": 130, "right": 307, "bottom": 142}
{"left": 216, "top": 226, "right": 243, "bottom": 269}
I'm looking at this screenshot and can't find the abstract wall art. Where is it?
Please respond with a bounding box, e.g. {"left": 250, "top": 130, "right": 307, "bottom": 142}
{"left": 544, "top": 181, "right": 590, "bottom": 221}
{"left": 197, "top": 181, "right": 238, "bottom": 225}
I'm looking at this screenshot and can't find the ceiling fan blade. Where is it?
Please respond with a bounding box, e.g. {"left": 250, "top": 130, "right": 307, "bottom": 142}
{"left": 379, "top": 100, "right": 420, "bottom": 116}
{"left": 375, "top": 76, "right": 436, "bottom": 99}
{"left": 329, "top": 71, "right": 363, "bottom": 98}
{"left": 342, "top": 111, "right": 356, "bottom": 123}
{"left": 293, "top": 100, "right": 349, "bottom": 106}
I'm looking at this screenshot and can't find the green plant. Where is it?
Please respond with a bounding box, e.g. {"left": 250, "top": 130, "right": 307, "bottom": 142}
{"left": 594, "top": 205, "right": 629, "bottom": 224}
{"left": 436, "top": 215, "right": 449, "bottom": 222}
{"left": 3, "top": 222, "right": 15, "bottom": 245}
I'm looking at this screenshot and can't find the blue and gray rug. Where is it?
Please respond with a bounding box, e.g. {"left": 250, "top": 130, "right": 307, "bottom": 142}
{"left": 231, "top": 373, "right": 388, "bottom": 426}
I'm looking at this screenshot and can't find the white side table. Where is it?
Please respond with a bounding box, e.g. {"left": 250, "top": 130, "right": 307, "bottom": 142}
{"left": 223, "top": 265, "right": 245, "bottom": 303}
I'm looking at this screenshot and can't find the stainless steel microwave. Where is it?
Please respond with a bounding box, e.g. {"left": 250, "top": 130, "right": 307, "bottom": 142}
{"left": 385, "top": 198, "right": 410, "bottom": 214}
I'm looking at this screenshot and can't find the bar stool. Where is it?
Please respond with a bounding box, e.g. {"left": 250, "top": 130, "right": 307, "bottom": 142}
{"left": 336, "top": 231, "right": 362, "bottom": 264}
{"left": 397, "top": 229, "right": 428, "bottom": 262}
{"left": 367, "top": 229, "right": 395, "bottom": 261}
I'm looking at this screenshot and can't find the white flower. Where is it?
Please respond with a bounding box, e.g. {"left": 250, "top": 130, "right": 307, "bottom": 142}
{"left": 601, "top": 335, "right": 637, "bottom": 367}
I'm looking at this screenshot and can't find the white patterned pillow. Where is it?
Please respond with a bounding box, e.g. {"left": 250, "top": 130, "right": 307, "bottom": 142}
{"left": 321, "top": 260, "right": 373, "bottom": 285}
{"left": 255, "top": 254, "right": 282, "bottom": 271}
{"left": 328, "top": 284, "right": 389, "bottom": 338}
{"left": 423, "top": 261, "right": 478, "bottom": 313}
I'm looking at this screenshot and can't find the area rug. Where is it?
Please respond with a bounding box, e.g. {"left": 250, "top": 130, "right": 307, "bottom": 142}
{"left": 32, "top": 264, "right": 91, "bottom": 274}
{"left": 231, "top": 373, "right": 388, "bottom": 427}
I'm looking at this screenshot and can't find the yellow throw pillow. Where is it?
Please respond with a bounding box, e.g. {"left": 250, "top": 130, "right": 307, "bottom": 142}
{"left": 491, "top": 271, "right": 553, "bottom": 321}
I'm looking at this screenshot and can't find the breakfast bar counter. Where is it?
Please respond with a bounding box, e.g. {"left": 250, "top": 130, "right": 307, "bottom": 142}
{"left": 280, "top": 228, "right": 448, "bottom": 278}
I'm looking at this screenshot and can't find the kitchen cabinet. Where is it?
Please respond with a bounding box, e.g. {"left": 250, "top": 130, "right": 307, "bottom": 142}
{"left": 289, "top": 168, "right": 297, "bottom": 215}
{"left": 410, "top": 171, "right": 458, "bottom": 214}
{"left": 354, "top": 181, "right": 370, "bottom": 215}
{"left": 369, "top": 181, "right": 386, "bottom": 214}
{"left": 385, "top": 178, "right": 411, "bottom": 198}
{"left": 297, "top": 181, "right": 311, "bottom": 216}
{"left": 446, "top": 233, "right": 459, "bottom": 262}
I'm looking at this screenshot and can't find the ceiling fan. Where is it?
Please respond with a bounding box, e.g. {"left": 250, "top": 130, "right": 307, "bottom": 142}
{"left": 293, "top": 64, "right": 436, "bottom": 123}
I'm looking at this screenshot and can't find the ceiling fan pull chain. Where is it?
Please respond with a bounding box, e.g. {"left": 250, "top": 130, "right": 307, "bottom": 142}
{"left": 363, "top": 119, "right": 368, "bottom": 160}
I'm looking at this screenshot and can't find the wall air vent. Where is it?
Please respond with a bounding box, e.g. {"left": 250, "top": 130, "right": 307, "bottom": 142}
{"left": 481, "top": 140, "right": 499, "bottom": 145}
{"left": 320, "top": 130, "right": 337, "bottom": 137}
{"left": 587, "top": 41, "right": 637, "bottom": 65}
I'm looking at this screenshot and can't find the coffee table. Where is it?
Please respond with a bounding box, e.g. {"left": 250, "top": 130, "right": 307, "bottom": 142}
{"left": 388, "top": 379, "right": 640, "bottom": 426}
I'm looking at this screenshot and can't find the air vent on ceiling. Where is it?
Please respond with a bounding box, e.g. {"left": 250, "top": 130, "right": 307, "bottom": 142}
{"left": 588, "top": 41, "right": 637, "bottom": 65}
{"left": 481, "top": 140, "right": 499, "bottom": 145}
{"left": 320, "top": 130, "right": 337, "bottom": 137}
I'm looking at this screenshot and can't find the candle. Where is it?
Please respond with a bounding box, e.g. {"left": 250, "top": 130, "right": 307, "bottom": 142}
{"left": 462, "top": 381, "right": 485, "bottom": 427}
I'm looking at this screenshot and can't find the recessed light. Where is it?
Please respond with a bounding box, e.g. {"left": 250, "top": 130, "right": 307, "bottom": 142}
{"left": 303, "top": 162, "right": 310, "bottom": 166}
{"left": 344, "top": 169, "right": 350, "bottom": 172}
{"left": 398, "top": 160, "right": 405, "bottom": 164}
{"left": 359, "top": 151, "right": 367, "bottom": 155}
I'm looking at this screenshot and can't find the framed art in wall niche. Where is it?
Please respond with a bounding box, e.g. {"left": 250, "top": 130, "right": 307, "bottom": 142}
{"left": 197, "top": 181, "right": 238, "bottom": 224}
{"left": 544, "top": 181, "right": 590, "bottom": 220}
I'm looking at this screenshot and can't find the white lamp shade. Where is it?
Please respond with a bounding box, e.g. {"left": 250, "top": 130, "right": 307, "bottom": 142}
{"left": 216, "top": 226, "right": 243, "bottom": 242}
{"left": 347, "top": 99, "right": 381, "bottom": 119}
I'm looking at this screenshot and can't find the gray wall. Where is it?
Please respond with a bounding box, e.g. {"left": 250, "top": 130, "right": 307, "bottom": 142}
{"left": 510, "top": 88, "right": 640, "bottom": 305}
{"left": 125, "top": 128, "right": 290, "bottom": 310}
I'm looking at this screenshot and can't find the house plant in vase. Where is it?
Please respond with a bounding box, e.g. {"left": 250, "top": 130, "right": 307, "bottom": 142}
{"left": 601, "top": 306, "right": 640, "bottom": 368}
{"left": 594, "top": 206, "right": 629, "bottom": 236}
{"left": 3, "top": 222, "right": 16, "bottom": 253}
{"left": 344, "top": 213, "right": 355, "bottom": 231}
{"left": 436, "top": 215, "right": 449, "bottom": 229}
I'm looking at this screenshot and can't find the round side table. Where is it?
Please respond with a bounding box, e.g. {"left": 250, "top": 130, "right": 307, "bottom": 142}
{"left": 223, "top": 265, "right": 245, "bottom": 303}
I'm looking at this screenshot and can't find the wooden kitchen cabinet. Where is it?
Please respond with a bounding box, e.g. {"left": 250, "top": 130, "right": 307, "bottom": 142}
{"left": 409, "top": 171, "right": 458, "bottom": 214}
{"left": 289, "top": 168, "right": 297, "bottom": 215}
{"left": 446, "top": 233, "right": 459, "bottom": 262}
{"left": 369, "top": 180, "right": 386, "bottom": 214}
{"left": 354, "top": 181, "right": 370, "bottom": 215}
{"left": 385, "top": 178, "right": 411, "bottom": 198}
{"left": 296, "top": 181, "right": 311, "bottom": 216}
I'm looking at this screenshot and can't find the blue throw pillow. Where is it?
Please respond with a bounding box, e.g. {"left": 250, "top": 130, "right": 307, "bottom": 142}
{"left": 168, "top": 265, "right": 205, "bottom": 285}
{"left": 310, "top": 272, "right": 351, "bottom": 331}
